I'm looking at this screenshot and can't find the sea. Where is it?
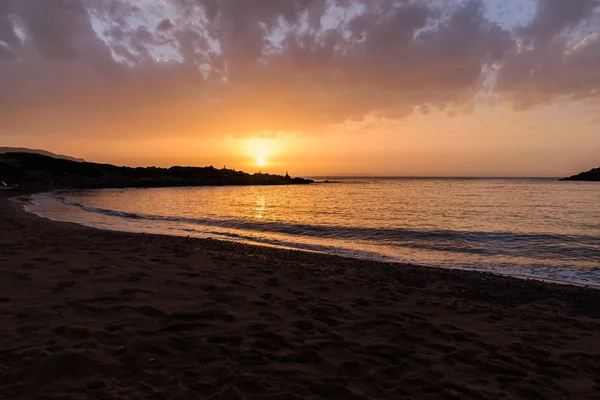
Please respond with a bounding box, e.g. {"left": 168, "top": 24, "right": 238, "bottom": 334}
{"left": 25, "top": 178, "right": 600, "bottom": 288}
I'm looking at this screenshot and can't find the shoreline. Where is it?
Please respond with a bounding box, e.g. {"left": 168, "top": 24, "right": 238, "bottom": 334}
{"left": 6, "top": 189, "right": 600, "bottom": 307}
{"left": 21, "top": 190, "right": 600, "bottom": 290}
{"left": 2, "top": 193, "right": 600, "bottom": 398}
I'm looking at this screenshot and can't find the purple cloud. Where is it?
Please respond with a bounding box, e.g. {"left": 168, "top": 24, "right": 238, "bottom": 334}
{"left": 0, "top": 0, "right": 598, "bottom": 139}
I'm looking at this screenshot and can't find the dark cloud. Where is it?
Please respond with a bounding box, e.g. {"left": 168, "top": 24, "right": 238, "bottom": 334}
{"left": 14, "top": 0, "right": 89, "bottom": 59}
{"left": 0, "top": 0, "right": 598, "bottom": 139}
{"left": 0, "top": 2, "right": 20, "bottom": 48}
{"left": 157, "top": 18, "right": 174, "bottom": 31}
{"left": 496, "top": 0, "right": 600, "bottom": 107}
{"left": 521, "top": 0, "right": 598, "bottom": 46}
{"left": 0, "top": 44, "right": 17, "bottom": 61}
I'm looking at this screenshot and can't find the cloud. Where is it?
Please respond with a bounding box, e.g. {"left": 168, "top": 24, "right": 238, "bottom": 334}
{"left": 0, "top": 2, "right": 20, "bottom": 48}
{"left": 0, "top": 41, "right": 17, "bottom": 61}
{"left": 0, "top": 0, "right": 598, "bottom": 139}
{"left": 521, "top": 0, "right": 598, "bottom": 46}
{"left": 496, "top": 0, "right": 600, "bottom": 107}
{"left": 156, "top": 18, "right": 174, "bottom": 31}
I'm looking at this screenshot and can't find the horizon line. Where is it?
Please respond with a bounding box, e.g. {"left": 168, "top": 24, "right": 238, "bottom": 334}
{"left": 306, "top": 175, "right": 564, "bottom": 180}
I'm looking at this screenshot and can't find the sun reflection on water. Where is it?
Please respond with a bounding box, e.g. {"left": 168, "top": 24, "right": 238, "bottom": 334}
{"left": 255, "top": 196, "right": 266, "bottom": 219}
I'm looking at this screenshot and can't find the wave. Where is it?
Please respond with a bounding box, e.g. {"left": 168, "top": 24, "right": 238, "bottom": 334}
{"left": 25, "top": 190, "right": 600, "bottom": 288}
{"left": 62, "top": 200, "right": 145, "bottom": 220}
{"left": 54, "top": 195, "right": 600, "bottom": 261}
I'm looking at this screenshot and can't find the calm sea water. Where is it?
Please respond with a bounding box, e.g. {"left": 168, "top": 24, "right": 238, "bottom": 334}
{"left": 26, "top": 178, "right": 600, "bottom": 287}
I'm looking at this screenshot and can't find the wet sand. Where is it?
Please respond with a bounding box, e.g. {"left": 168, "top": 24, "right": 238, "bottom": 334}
{"left": 1, "top": 194, "right": 599, "bottom": 399}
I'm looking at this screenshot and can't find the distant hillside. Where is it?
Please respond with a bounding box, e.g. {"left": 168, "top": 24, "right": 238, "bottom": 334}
{"left": 0, "top": 152, "right": 313, "bottom": 189}
{"left": 0, "top": 147, "right": 84, "bottom": 162}
{"left": 561, "top": 167, "right": 600, "bottom": 182}
{"left": 0, "top": 147, "right": 85, "bottom": 162}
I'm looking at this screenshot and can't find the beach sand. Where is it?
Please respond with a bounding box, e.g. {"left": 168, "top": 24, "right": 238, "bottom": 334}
{"left": 1, "top": 194, "right": 599, "bottom": 399}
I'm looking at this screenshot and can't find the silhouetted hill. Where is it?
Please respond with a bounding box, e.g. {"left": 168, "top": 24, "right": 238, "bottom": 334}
{"left": 561, "top": 167, "right": 600, "bottom": 182}
{"left": 0, "top": 153, "right": 313, "bottom": 189}
{"left": 0, "top": 147, "right": 84, "bottom": 162}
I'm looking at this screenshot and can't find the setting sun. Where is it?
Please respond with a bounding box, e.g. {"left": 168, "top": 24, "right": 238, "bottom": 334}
{"left": 242, "top": 138, "right": 279, "bottom": 170}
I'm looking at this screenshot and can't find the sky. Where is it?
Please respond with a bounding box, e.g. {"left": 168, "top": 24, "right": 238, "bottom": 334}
{"left": 0, "top": 0, "right": 599, "bottom": 177}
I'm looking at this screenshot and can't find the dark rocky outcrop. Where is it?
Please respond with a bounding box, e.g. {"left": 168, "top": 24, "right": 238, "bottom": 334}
{"left": 0, "top": 153, "right": 313, "bottom": 190}
{"left": 561, "top": 167, "right": 600, "bottom": 181}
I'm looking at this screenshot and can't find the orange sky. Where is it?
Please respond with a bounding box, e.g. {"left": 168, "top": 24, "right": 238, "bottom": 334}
{"left": 1, "top": 0, "right": 599, "bottom": 177}
{"left": 5, "top": 100, "right": 598, "bottom": 177}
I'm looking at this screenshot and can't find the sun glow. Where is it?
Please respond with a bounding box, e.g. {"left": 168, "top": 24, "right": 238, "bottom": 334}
{"left": 242, "top": 137, "right": 279, "bottom": 169}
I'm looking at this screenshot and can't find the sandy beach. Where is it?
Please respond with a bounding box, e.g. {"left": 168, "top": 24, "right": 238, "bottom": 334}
{"left": 1, "top": 193, "right": 599, "bottom": 400}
